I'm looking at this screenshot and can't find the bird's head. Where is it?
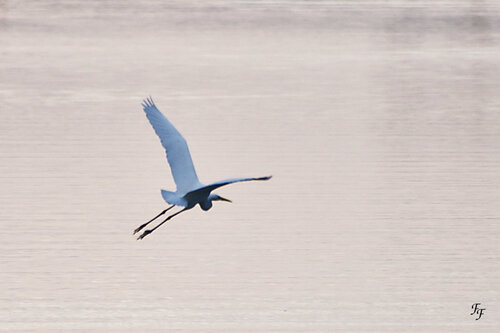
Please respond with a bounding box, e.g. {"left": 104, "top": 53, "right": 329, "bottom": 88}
{"left": 210, "top": 193, "right": 232, "bottom": 203}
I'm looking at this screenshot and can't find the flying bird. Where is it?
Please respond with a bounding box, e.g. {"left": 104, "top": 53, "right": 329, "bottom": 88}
{"left": 134, "top": 97, "right": 271, "bottom": 240}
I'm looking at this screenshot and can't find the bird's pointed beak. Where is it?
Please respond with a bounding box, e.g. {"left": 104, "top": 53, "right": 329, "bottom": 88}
{"left": 219, "top": 196, "right": 232, "bottom": 203}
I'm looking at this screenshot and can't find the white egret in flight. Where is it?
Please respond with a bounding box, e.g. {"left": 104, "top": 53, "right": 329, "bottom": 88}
{"left": 134, "top": 97, "right": 271, "bottom": 240}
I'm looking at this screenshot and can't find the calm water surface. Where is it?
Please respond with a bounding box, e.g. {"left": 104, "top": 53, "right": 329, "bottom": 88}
{"left": 1, "top": 1, "right": 500, "bottom": 331}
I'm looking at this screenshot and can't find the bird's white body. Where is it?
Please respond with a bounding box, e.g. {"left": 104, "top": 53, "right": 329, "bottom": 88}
{"left": 135, "top": 97, "right": 271, "bottom": 239}
{"left": 161, "top": 190, "right": 217, "bottom": 210}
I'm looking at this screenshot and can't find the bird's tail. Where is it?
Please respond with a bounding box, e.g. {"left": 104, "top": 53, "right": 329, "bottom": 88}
{"left": 161, "top": 190, "right": 187, "bottom": 207}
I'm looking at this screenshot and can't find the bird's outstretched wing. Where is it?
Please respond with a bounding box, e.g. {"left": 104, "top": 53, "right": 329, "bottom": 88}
{"left": 185, "top": 176, "right": 272, "bottom": 199}
{"left": 142, "top": 97, "right": 200, "bottom": 193}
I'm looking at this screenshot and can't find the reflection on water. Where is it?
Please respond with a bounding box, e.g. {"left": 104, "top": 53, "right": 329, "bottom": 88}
{"left": 1, "top": 0, "right": 500, "bottom": 331}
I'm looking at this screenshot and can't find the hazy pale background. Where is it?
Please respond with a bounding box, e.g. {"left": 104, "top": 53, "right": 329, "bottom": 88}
{"left": 1, "top": 0, "right": 500, "bottom": 331}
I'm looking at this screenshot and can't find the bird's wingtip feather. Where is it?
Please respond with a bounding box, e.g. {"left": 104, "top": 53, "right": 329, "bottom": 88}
{"left": 141, "top": 96, "right": 157, "bottom": 110}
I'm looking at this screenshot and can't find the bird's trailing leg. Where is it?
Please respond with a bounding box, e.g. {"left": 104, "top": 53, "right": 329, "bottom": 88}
{"left": 133, "top": 205, "right": 175, "bottom": 235}
{"left": 137, "top": 208, "right": 188, "bottom": 240}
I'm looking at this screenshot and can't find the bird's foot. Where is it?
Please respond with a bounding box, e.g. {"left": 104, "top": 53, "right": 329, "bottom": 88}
{"left": 137, "top": 229, "right": 152, "bottom": 240}
{"left": 133, "top": 223, "right": 148, "bottom": 235}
